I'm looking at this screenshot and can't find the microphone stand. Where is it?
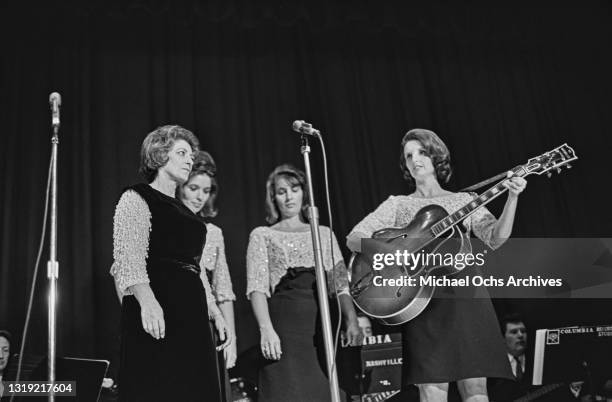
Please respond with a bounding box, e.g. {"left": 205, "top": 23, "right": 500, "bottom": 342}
{"left": 300, "top": 134, "right": 341, "bottom": 402}
{"left": 47, "top": 123, "right": 59, "bottom": 402}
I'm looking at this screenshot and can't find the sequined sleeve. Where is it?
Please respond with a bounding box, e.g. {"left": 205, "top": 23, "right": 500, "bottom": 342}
{"left": 199, "top": 252, "right": 217, "bottom": 305}
{"left": 349, "top": 196, "right": 398, "bottom": 238}
{"left": 202, "top": 224, "right": 236, "bottom": 303}
{"left": 325, "top": 229, "right": 350, "bottom": 296}
{"left": 467, "top": 194, "right": 499, "bottom": 250}
{"left": 110, "top": 190, "right": 151, "bottom": 296}
{"left": 246, "top": 227, "right": 270, "bottom": 299}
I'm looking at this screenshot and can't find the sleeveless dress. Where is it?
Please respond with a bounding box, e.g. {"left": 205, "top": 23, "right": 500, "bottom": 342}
{"left": 349, "top": 193, "right": 514, "bottom": 385}
{"left": 112, "top": 183, "right": 221, "bottom": 402}
{"left": 246, "top": 226, "right": 349, "bottom": 402}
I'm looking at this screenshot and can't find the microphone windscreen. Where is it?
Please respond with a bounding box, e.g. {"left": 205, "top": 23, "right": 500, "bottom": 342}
{"left": 292, "top": 120, "right": 304, "bottom": 131}
{"left": 49, "top": 92, "right": 62, "bottom": 106}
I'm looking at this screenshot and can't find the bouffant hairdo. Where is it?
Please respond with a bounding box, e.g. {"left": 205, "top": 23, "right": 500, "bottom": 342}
{"left": 264, "top": 164, "right": 310, "bottom": 224}
{"left": 399, "top": 128, "right": 452, "bottom": 187}
{"left": 139, "top": 125, "right": 200, "bottom": 183}
{"left": 184, "top": 150, "right": 218, "bottom": 218}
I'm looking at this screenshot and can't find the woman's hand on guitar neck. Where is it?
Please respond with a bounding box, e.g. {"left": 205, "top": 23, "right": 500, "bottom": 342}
{"left": 503, "top": 171, "right": 528, "bottom": 199}
{"left": 491, "top": 171, "right": 528, "bottom": 248}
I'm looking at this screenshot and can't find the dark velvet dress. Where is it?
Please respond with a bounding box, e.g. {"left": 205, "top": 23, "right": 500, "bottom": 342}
{"left": 118, "top": 184, "right": 221, "bottom": 402}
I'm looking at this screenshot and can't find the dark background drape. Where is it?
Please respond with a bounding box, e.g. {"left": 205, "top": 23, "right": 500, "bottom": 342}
{"left": 1, "top": 0, "right": 611, "bottom": 379}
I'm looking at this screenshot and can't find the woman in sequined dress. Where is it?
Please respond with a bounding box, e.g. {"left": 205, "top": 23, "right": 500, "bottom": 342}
{"left": 246, "top": 164, "right": 362, "bottom": 402}
{"left": 346, "top": 129, "right": 527, "bottom": 402}
{"left": 178, "top": 150, "right": 236, "bottom": 400}
{"left": 110, "top": 125, "right": 228, "bottom": 401}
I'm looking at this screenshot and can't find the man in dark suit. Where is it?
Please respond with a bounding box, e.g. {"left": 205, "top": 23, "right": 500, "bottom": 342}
{"left": 489, "top": 314, "right": 579, "bottom": 402}
{"left": 489, "top": 313, "right": 530, "bottom": 401}
{"left": 504, "top": 314, "right": 528, "bottom": 386}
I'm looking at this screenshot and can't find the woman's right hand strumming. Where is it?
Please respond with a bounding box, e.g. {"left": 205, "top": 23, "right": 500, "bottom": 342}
{"left": 131, "top": 283, "right": 166, "bottom": 340}
{"left": 260, "top": 325, "right": 282, "bottom": 361}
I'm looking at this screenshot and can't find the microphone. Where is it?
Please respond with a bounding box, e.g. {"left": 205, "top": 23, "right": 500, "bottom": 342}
{"left": 292, "top": 120, "right": 321, "bottom": 136}
{"left": 49, "top": 92, "right": 61, "bottom": 128}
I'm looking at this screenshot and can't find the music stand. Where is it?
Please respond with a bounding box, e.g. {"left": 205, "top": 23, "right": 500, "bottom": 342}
{"left": 5, "top": 355, "right": 109, "bottom": 401}
{"left": 532, "top": 324, "right": 612, "bottom": 394}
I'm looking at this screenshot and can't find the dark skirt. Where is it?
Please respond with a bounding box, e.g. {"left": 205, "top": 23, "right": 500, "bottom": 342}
{"left": 209, "top": 321, "right": 232, "bottom": 402}
{"left": 258, "top": 267, "right": 339, "bottom": 402}
{"left": 401, "top": 267, "right": 513, "bottom": 385}
{"left": 119, "top": 267, "right": 221, "bottom": 402}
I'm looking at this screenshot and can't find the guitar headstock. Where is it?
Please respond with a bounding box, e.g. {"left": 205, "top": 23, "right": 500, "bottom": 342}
{"left": 518, "top": 143, "right": 578, "bottom": 178}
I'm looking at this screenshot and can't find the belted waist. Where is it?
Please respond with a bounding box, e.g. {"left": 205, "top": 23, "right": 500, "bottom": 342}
{"left": 273, "top": 266, "right": 317, "bottom": 293}
{"left": 149, "top": 257, "right": 201, "bottom": 275}
{"left": 286, "top": 266, "right": 315, "bottom": 278}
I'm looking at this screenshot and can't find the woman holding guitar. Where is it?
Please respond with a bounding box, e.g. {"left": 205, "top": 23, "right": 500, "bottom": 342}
{"left": 346, "top": 129, "right": 527, "bottom": 402}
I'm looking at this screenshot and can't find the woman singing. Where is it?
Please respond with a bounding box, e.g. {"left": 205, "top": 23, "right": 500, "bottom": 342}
{"left": 346, "top": 129, "right": 527, "bottom": 402}
{"left": 246, "top": 164, "right": 362, "bottom": 402}
{"left": 111, "top": 125, "right": 228, "bottom": 401}
{"left": 178, "top": 150, "right": 237, "bottom": 399}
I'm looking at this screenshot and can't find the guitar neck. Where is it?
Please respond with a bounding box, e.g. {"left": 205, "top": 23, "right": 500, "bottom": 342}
{"left": 430, "top": 168, "right": 526, "bottom": 237}
{"left": 512, "top": 382, "right": 564, "bottom": 402}
{"left": 429, "top": 143, "right": 577, "bottom": 238}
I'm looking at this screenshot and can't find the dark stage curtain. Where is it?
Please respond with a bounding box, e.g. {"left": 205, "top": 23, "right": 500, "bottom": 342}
{"left": 1, "top": 1, "right": 611, "bottom": 377}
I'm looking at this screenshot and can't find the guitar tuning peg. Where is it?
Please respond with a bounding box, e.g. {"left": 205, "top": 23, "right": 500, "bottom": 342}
{"left": 556, "top": 167, "right": 562, "bottom": 174}
{"left": 566, "top": 164, "right": 572, "bottom": 169}
{"left": 547, "top": 172, "right": 552, "bottom": 178}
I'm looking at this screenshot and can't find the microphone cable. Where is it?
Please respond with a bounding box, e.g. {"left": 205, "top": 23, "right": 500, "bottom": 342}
{"left": 10, "top": 150, "right": 53, "bottom": 402}
{"left": 311, "top": 130, "right": 351, "bottom": 380}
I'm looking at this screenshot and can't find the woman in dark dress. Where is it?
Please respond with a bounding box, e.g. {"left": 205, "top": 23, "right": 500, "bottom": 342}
{"left": 346, "top": 129, "right": 527, "bottom": 402}
{"left": 246, "top": 164, "right": 363, "bottom": 402}
{"left": 178, "top": 150, "right": 236, "bottom": 401}
{"left": 111, "top": 125, "right": 228, "bottom": 401}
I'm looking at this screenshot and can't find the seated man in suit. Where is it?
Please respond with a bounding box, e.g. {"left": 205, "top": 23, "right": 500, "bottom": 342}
{"left": 489, "top": 313, "right": 529, "bottom": 401}
{"left": 504, "top": 314, "right": 528, "bottom": 385}
{"left": 490, "top": 314, "right": 579, "bottom": 402}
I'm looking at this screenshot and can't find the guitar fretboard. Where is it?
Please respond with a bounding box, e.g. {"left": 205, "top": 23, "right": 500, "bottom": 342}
{"left": 513, "top": 382, "right": 564, "bottom": 402}
{"left": 430, "top": 172, "right": 522, "bottom": 236}
{"left": 427, "top": 143, "right": 577, "bottom": 238}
